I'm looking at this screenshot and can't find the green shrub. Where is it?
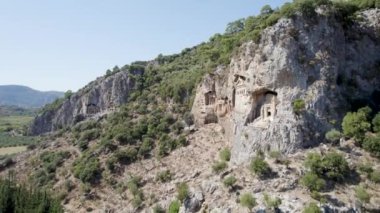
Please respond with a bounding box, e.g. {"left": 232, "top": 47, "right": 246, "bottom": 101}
{"left": 156, "top": 170, "right": 172, "bottom": 183}
{"left": 132, "top": 190, "right": 144, "bottom": 207}
{"left": 219, "top": 148, "right": 231, "bottom": 162}
{"left": 292, "top": 99, "right": 305, "bottom": 114}
{"left": 250, "top": 156, "right": 271, "bottom": 177}
{"left": 369, "top": 170, "right": 380, "bottom": 183}
{"left": 223, "top": 176, "right": 237, "bottom": 188}
{"left": 127, "top": 176, "right": 143, "bottom": 196}
{"left": 239, "top": 193, "right": 257, "bottom": 211}
{"left": 115, "top": 147, "right": 138, "bottom": 165}
{"left": 138, "top": 137, "right": 154, "bottom": 157}
{"left": 183, "top": 112, "right": 194, "bottom": 126}
{"left": 363, "top": 134, "right": 380, "bottom": 158}
{"left": 106, "top": 156, "right": 118, "bottom": 172}
{"left": 80, "top": 129, "right": 100, "bottom": 141}
{"left": 358, "top": 162, "right": 374, "bottom": 174}
{"left": 373, "top": 113, "right": 380, "bottom": 133}
{"left": 325, "top": 129, "right": 342, "bottom": 143}
{"left": 321, "top": 152, "right": 349, "bottom": 181}
{"left": 303, "top": 203, "right": 321, "bottom": 213}
{"left": 168, "top": 200, "right": 181, "bottom": 213}
{"left": 355, "top": 185, "right": 370, "bottom": 204}
{"left": 342, "top": 107, "right": 371, "bottom": 143}
{"left": 153, "top": 205, "right": 165, "bottom": 213}
{"left": 263, "top": 193, "right": 282, "bottom": 210}
{"left": 304, "top": 152, "right": 349, "bottom": 182}
{"left": 301, "top": 172, "right": 326, "bottom": 192}
{"left": 176, "top": 135, "right": 188, "bottom": 147}
{"left": 73, "top": 155, "right": 101, "bottom": 184}
{"left": 310, "top": 191, "right": 326, "bottom": 203}
{"left": 176, "top": 182, "right": 189, "bottom": 202}
{"left": 77, "top": 140, "right": 89, "bottom": 151}
{"left": 40, "top": 151, "right": 70, "bottom": 173}
{"left": 212, "top": 161, "right": 228, "bottom": 173}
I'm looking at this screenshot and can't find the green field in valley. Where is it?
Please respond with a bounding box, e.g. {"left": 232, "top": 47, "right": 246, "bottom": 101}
{"left": 0, "top": 115, "right": 34, "bottom": 132}
{"left": 0, "top": 113, "right": 37, "bottom": 155}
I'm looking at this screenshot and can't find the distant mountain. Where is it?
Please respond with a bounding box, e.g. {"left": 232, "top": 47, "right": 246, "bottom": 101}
{"left": 0, "top": 85, "right": 64, "bottom": 108}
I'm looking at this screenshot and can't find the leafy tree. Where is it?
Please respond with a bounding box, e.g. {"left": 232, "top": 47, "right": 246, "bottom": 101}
{"left": 225, "top": 19, "right": 245, "bottom": 34}
{"left": 342, "top": 107, "right": 372, "bottom": 143}
{"left": 261, "top": 5, "right": 274, "bottom": 15}
{"left": 240, "top": 193, "right": 257, "bottom": 211}
{"left": 303, "top": 203, "right": 321, "bottom": 213}
{"left": 64, "top": 90, "right": 73, "bottom": 99}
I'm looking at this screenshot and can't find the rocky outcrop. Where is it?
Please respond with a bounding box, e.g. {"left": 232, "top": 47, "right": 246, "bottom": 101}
{"left": 192, "top": 8, "right": 380, "bottom": 164}
{"left": 30, "top": 71, "right": 137, "bottom": 135}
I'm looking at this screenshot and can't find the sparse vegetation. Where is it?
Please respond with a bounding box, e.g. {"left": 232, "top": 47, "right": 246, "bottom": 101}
{"left": 355, "top": 185, "right": 371, "bottom": 204}
{"left": 219, "top": 148, "right": 231, "bottom": 162}
{"left": 176, "top": 182, "right": 189, "bottom": 203}
{"left": 156, "top": 170, "right": 173, "bottom": 183}
{"left": 212, "top": 161, "right": 228, "bottom": 173}
{"left": 239, "top": 193, "right": 257, "bottom": 211}
{"left": 303, "top": 203, "right": 321, "bottom": 213}
{"left": 223, "top": 176, "right": 237, "bottom": 189}
{"left": 292, "top": 99, "right": 305, "bottom": 114}
{"left": 168, "top": 200, "right": 181, "bottom": 213}
{"left": 263, "top": 193, "right": 282, "bottom": 211}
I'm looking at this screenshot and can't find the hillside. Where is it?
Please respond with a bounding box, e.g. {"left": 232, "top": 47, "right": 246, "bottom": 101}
{"left": 0, "top": 85, "right": 64, "bottom": 108}
{"left": 2, "top": 0, "right": 380, "bottom": 212}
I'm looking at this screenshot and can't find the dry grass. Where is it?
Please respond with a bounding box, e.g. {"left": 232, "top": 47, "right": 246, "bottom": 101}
{"left": 0, "top": 146, "right": 27, "bottom": 156}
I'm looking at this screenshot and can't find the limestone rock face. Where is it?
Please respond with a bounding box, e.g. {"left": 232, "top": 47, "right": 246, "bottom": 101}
{"left": 192, "top": 9, "right": 380, "bottom": 164}
{"left": 30, "top": 71, "right": 136, "bottom": 135}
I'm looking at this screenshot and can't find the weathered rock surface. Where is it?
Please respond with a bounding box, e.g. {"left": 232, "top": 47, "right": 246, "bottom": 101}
{"left": 29, "top": 71, "right": 137, "bottom": 135}
{"left": 192, "top": 8, "right": 380, "bottom": 164}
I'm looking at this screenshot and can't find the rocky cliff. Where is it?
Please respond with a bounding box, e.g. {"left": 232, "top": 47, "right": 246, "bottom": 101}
{"left": 30, "top": 71, "right": 137, "bottom": 135}
{"left": 192, "top": 8, "right": 380, "bottom": 164}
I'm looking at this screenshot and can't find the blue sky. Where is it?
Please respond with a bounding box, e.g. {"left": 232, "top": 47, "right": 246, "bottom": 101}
{"left": 0, "top": 0, "right": 289, "bottom": 92}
